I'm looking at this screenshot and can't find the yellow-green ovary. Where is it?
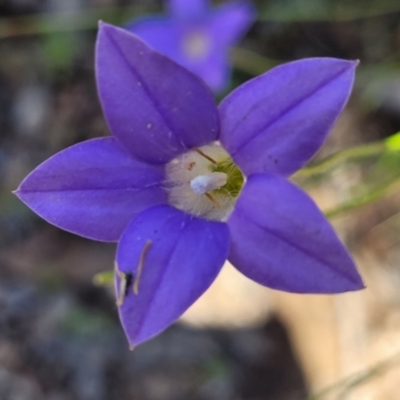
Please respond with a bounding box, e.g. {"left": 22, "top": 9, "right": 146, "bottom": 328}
{"left": 210, "top": 157, "right": 244, "bottom": 198}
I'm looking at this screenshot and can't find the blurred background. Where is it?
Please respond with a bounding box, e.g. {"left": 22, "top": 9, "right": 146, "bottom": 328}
{"left": 1, "top": 0, "right": 400, "bottom": 399}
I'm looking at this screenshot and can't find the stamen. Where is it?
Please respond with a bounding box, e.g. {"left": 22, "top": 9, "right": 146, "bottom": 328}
{"left": 205, "top": 192, "right": 221, "bottom": 206}
{"left": 115, "top": 262, "right": 133, "bottom": 307}
{"left": 194, "top": 148, "right": 217, "bottom": 164}
{"left": 133, "top": 240, "right": 152, "bottom": 295}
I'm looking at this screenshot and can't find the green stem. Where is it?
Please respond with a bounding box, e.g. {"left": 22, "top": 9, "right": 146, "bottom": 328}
{"left": 295, "top": 142, "right": 387, "bottom": 179}
{"left": 0, "top": 5, "right": 157, "bottom": 38}
{"left": 93, "top": 270, "right": 114, "bottom": 286}
{"left": 2, "top": 1, "right": 400, "bottom": 39}
{"left": 306, "top": 351, "right": 400, "bottom": 400}
{"left": 324, "top": 176, "right": 400, "bottom": 219}
{"left": 230, "top": 47, "right": 280, "bottom": 75}
{"left": 260, "top": 0, "right": 400, "bottom": 22}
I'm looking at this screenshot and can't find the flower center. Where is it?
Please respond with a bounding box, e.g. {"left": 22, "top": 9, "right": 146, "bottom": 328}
{"left": 190, "top": 172, "right": 227, "bottom": 195}
{"left": 165, "top": 143, "right": 244, "bottom": 221}
{"left": 182, "top": 30, "right": 211, "bottom": 60}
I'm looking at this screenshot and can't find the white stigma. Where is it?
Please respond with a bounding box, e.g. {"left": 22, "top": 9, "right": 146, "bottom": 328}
{"left": 190, "top": 172, "right": 227, "bottom": 195}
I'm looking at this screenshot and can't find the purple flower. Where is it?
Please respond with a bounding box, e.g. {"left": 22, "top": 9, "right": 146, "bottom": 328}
{"left": 127, "top": 0, "right": 256, "bottom": 93}
{"left": 15, "top": 23, "right": 364, "bottom": 348}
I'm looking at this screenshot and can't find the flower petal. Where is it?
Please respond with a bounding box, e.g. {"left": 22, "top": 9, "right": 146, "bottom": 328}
{"left": 210, "top": 1, "right": 256, "bottom": 45}
{"left": 127, "top": 19, "right": 227, "bottom": 92}
{"left": 219, "top": 58, "right": 357, "bottom": 176}
{"left": 15, "top": 138, "right": 167, "bottom": 242}
{"left": 115, "top": 205, "right": 229, "bottom": 347}
{"left": 228, "top": 173, "right": 364, "bottom": 293}
{"left": 127, "top": 17, "right": 182, "bottom": 62}
{"left": 167, "top": 0, "right": 208, "bottom": 19}
{"left": 96, "top": 22, "right": 219, "bottom": 164}
{"left": 191, "top": 51, "right": 230, "bottom": 93}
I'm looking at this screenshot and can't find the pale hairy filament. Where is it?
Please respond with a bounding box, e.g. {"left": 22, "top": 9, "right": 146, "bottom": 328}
{"left": 205, "top": 192, "right": 221, "bottom": 206}
{"left": 115, "top": 262, "right": 132, "bottom": 307}
{"left": 133, "top": 240, "right": 152, "bottom": 295}
{"left": 194, "top": 148, "right": 218, "bottom": 164}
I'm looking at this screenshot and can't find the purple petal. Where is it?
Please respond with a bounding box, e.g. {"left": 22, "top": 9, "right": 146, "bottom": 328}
{"left": 96, "top": 22, "right": 219, "bottom": 164}
{"left": 129, "top": 18, "right": 230, "bottom": 93}
{"left": 115, "top": 205, "right": 229, "bottom": 347}
{"left": 228, "top": 173, "right": 364, "bottom": 293}
{"left": 220, "top": 58, "right": 357, "bottom": 177}
{"left": 127, "top": 17, "right": 182, "bottom": 62}
{"left": 209, "top": 1, "right": 256, "bottom": 45}
{"left": 15, "top": 138, "right": 167, "bottom": 242}
{"left": 190, "top": 51, "right": 230, "bottom": 93}
{"left": 167, "top": 0, "right": 208, "bottom": 19}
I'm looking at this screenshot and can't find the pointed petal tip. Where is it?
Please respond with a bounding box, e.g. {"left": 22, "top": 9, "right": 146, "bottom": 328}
{"left": 346, "top": 276, "right": 366, "bottom": 292}
{"left": 97, "top": 21, "right": 127, "bottom": 39}
{"left": 315, "top": 269, "right": 365, "bottom": 294}
{"left": 337, "top": 281, "right": 365, "bottom": 294}
{"left": 336, "top": 262, "right": 366, "bottom": 293}
{"left": 12, "top": 188, "right": 22, "bottom": 202}
{"left": 97, "top": 20, "right": 107, "bottom": 31}
{"left": 278, "top": 272, "right": 366, "bottom": 294}
{"left": 342, "top": 58, "right": 359, "bottom": 65}
{"left": 12, "top": 188, "right": 24, "bottom": 202}
{"left": 309, "top": 57, "right": 359, "bottom": 73}
{"left": 345, "top": 59, "right": 359, "bottom": 70}
{"left": 98, "top": 20, "right": 111, "bottom": 28}
{"left": 12, "top": 185, "right": 27, "bottom": 200}
{"left": 98, "top": 20, "right": 108, "bottom": 31}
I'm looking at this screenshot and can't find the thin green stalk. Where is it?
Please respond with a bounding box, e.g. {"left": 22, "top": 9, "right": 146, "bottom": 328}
{"left": 295, "top": 142, "right": 387, "bottom": 179}
{"left": 93, "top": 270, "right": 114, "bottom": 286}
{"left": 325, "top": 176, "right": 400, "bottom": 219}
{"left": 260, "top": 0, "right": 400, "bottom": 22}
{"left": 306, "top": 351, "right": 400, "bottom": 400}
{"left": 0, "top": 5, "right": 156, "bottom": 39}
{"left": 2, "top": 0, "right": 400, "bottom": 40}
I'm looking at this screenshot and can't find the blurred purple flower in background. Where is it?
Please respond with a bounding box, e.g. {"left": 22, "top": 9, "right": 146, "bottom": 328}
{"left": 15, "top": 23, "right": 364, "bottom": 348}
{"left": 127, "top": 0, "right": 256, "bottom": 93}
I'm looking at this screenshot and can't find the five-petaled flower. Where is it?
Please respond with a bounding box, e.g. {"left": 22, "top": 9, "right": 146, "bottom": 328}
{"left": 15, "top": 23, "right": 364, "bottom": 348}
{"left": 127, "top": 0, "right": 255, "bottom": 93}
